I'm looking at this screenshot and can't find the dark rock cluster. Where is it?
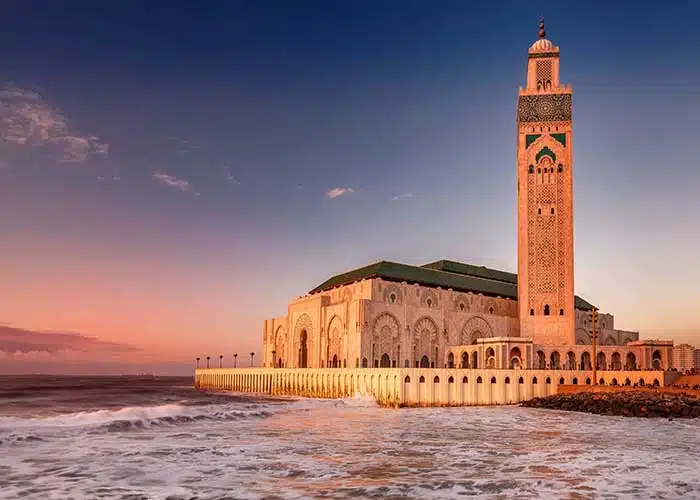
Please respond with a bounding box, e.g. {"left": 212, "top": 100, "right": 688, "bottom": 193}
{"left": 521, "top": 391, "right": 700, "bottom": 418}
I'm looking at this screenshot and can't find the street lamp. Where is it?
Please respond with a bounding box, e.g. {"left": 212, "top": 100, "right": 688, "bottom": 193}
{"left": 206, "top": 356, "right": 210, "bottom": 369}
{"left": 250, "top": 352, "right": 255, "bottom": 367}
{"left": 219, "top": 354, "right": 223, "bottom": 368}
{"left": 196, "top": 357, "right": 200, "bottom": 369}
{"left": 234, "top": 353, "right": 238, "bottom": 368}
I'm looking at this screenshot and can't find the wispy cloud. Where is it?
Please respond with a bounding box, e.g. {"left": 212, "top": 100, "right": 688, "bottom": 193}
{"left": 391, "top": 192, "right": 413, "bottom": 201}
{"left": 0, "top": 325, "right": 140, "bottom": 360}
{"left": 326, "top": 187, "right": 354, "bottom": 199}
{"left": 152, "top": 171, "right": 191, "bottom": 192}
{"left": 0, "top": 83, "right": 108, "bottom": 163}
{"left": 225, "top": 171, "right": 241, "bottom": 186}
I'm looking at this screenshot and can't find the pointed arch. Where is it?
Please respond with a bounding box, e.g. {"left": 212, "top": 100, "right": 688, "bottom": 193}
{"left": 373, "top": 312, "right": 401, "bottom": 368}
{"left": 293, "top": 314, "right": 313, "bottom": 368}
{"left": 274, "top": 325, "right": 287, "bottom": 368}
{"left": 326, "top": 315, "right": 344, "bottom": 367}
{"left": 413, "top": 316, "right": 439, "bottom": 367}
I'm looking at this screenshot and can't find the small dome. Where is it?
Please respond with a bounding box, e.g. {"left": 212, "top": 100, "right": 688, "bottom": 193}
{"left": 531, "top": 38, "right": 554, "bottom": 51}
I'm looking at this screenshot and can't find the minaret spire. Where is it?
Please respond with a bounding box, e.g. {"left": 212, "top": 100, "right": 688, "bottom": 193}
{"left": 539, "top": 16, "right": 546, "bottom": 39}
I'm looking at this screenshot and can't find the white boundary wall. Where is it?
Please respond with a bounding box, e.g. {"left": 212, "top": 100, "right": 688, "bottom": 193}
{"left": 194, "top": 368, "right": 672, "bottom": 407}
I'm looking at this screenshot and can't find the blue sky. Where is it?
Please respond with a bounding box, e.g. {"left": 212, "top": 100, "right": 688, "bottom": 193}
{"left": 0, "top": 0, "right": 699, "bottom": 370}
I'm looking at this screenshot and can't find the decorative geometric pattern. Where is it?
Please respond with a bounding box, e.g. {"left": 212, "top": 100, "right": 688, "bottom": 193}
{"left": 420, "top": 289, "right": 438, "bottom": 308}
{"left": 382, "top": 284, "right": 402, "bottom": 304}
{"left": 536, "top": 60, "right": 552, "bottom": 86}
{"left": 460, "top": 316, "right": 493, "bottom": 344}
{"left": 373, "top": 313, "right": 401, "bottom": 362}
{"left": 529, "top": 52, "right": 558, "bottom": 59}
{"left": 517, "top": 94, "right": 572, "bottom": 123}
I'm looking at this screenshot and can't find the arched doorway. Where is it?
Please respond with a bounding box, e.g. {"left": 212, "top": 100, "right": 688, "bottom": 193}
{"left": 332, "top": 354, "right": 339, "bottom": 368}
{"left": 597, "top": 352, "right": 606, "bottom": 371}
{"left": 299, "top": 330, "right": 308, "bottom": 368}
{"left": 550, "top": 351, "right": 561, "bottom": 370}
{"left": 611, "top": 352, "right": 622, "bottom": 370}
{"left": 652, "top": 350, "right": 663, "bottom": 370}
{"left": 581, "top": 352, "right": 592, "bottom": 370}
{"left": 567, "top": 351, "right": 576, "bottom": 370}
{"left": 447, "top": 352, "right": 455, "bottom": 368}
{"left": 380, "top": 353, "right": 391, "bottom": 368}
{"left": 420, "top": 355, "right": 430, "bottom": 368}
{"left": 536, "top": 350, "right": 546, "bottom": 369}
{"left": 626, "top": 352, "right": 637, "bottom": 370}
{"left": 471, "top": 351, "right": 478, "bottom": 369}
{"left": 486, "top": 347, "right": 496, "bottom": 368}
{"left": 461, "top": 352, "right": 469, "bottom": 368}
{"left": 509, "top": 347, "right": 522, "bottom": 369}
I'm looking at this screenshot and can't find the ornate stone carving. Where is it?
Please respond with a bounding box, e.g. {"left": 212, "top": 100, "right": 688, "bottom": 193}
{"left": 517, "top": 94, "right": 572, "bottom": 123}
{"left": 460, "top": 316, "right": 493, "bottom": 344}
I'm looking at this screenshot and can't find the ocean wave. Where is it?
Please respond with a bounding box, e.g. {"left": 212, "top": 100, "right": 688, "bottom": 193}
{"left": 0, "top": 402, "right": 273, "bottom": 435}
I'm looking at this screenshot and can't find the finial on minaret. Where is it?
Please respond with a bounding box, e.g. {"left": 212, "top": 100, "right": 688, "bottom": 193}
{"left": 539, "top": 16, "right": 546, "bottom": 39}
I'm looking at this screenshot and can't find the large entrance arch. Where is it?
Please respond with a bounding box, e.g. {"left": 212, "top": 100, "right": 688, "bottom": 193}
{"left": 299, "top": 330, "right": 308, "bottom": 368}
{"left": 380, "top": 353, "right": 391, "bottom": 368}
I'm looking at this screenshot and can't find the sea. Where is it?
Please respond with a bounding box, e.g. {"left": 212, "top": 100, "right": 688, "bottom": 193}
{"left": 1, "top": 376, "right": 699, "bottom": 500}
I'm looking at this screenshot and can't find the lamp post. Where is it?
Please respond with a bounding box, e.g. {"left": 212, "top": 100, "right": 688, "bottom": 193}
{"left": 206, "top": 356, "right": 210, "bottom": 369}
{"left": 234, "top": 353, "right": 238, "bottom": 368}
{"left": 591, "top": 307, "right": 598, "bottom": 385}
{"left": 250, "top": 351, "right": 255, "bottom": 367}
{"left": 196, "top": 357, "right": 200, "bottom": 369}
{"left": 219, "top": 354, "right": 223, "bottom": 368}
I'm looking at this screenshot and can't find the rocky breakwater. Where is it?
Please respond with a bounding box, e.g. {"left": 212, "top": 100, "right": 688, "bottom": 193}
{"left": 521, "top": 391, "right": 700, "bottom": 418}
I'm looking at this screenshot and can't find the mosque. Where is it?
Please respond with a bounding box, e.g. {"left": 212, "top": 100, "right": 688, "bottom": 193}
{"left": 260, "top": 20, "right": 673, "bottom": 377}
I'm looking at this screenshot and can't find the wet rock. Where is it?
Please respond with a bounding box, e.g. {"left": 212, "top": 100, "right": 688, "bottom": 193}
{"left": 520, "top": 391, "right": 700, "bottom": 418}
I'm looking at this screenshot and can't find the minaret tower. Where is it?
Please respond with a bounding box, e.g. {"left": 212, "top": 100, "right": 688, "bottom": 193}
{"left": 517, "top": 19, "right": 574, "bottom": 346}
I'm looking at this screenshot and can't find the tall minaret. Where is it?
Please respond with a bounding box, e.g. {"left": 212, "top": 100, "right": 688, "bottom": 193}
{"left": 517, "top": 19, "right": 574, "bottom": 346}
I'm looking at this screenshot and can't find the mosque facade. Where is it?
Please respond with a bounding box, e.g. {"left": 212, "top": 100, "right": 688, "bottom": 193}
{"left": 261, "top": 21, "right": 674, "bottom": 375}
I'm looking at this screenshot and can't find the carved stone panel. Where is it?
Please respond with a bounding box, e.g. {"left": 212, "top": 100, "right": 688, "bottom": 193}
{"left": 517, "top": 94, "right": 572, "bottom": 123}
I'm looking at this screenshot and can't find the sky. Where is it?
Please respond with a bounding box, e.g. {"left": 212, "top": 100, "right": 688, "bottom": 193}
{"left": 1, "top": 0, "right": 699, "bottom": 374}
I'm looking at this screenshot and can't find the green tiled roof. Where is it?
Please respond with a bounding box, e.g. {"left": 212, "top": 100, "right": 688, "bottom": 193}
{"left": 309, "top": 259, "right": 595, "bottom": 311}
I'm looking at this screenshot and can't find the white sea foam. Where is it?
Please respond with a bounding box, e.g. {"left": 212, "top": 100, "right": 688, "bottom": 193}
{"left": 2, "top": 398, "right": 700, "bottom": 500}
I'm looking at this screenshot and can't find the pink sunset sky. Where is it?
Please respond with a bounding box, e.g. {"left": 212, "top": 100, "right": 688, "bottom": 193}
{"left": 1, "top": 2, "right": 700, "bottom": 374}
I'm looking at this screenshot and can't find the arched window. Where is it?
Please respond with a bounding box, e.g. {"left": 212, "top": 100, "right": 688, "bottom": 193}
{"left": 448, "top": 376, "right": 454, "bottom": 384}
{"left": 488, "top": 307, "right": 494, "bottom": 314}
{"left": 529, "top": 165, "right": 534, "bottom": 174}
{"left": 419, "top": 376, "right": 425, "bottom": 383}
{"left": 530, "top": 309, "right": 534, "bottom": 316}
{"left": 559, "top": 377, "right": 564, "bottom": 385}
{"left": 557, "top": 164, "right": 563, "bottom": 173}
{"left": 426, "top": 298, "right": 432, "bottom": 308}
{"left": 462, "top": 376, "right": 468, "bottom": 383}
{"left": 490, "top": 377, "right": 496, "bottom": 384}
{"left": 477, "top": 376, "right": 483, "bottom": 384}
{"left": 550, "top": 208, "right": 555, "bottom": 214}
{"left": 459, "top": 302, "right": 465, "bottom": 311}
{"left": 362, "top": 357, "right": 368, "bottom": 368}
{"left": 505, "top": 377, "right": 511, "bottom": 384}
{"left": 585, "top": 377, "right": 591, "bottom": 385}
{"left": 538, "top": 208, "right": 542, "bottom": 215}
{"left": 389, "top": 293, "right": 396, "bottom": 304}
{"left": 572, "top": 377, "right": 578, "bottom": 385}
{"left": 544, "top": 305, "right": 550, "bottom": 316}
{"left": 532, "top": 377, "right": 538, "bottom": 384}
{"left": 545, "top": 377, "right": 551, "bottom": 384}
{"left": 518, "top": 377, "right": 524, "bottom": 384}
{"left": 559, "top": 308, "right": 564, "bottom": 316}
{"left": 404, "top": 376, "right": 411, "bottom": 383}
{"left": 537, "top": 167, "right": 541, "bottom": 173}
{"left": 433, "top": 376, "right": 440, "bottom": 383}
